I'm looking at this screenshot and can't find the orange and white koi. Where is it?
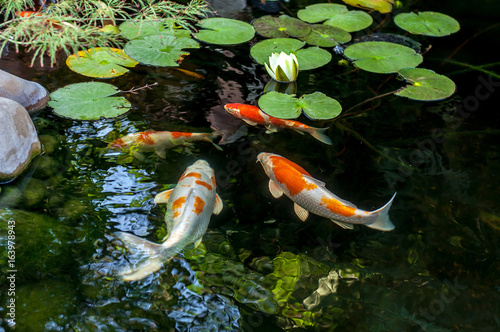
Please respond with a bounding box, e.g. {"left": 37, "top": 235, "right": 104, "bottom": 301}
{"left": 257, "top": 152, "right": 396, "bottom": 231}
{"left": 224, "top": 103, "right": 332, "bottom": 145}
{"left": 114, "top": 160, "right": 223, "bottom": 281}
{"left": 109, "top": 130, "right": 222, "bottom": 159}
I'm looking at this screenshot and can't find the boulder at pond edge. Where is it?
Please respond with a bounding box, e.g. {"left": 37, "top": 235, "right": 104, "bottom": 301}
{"left": 0, "top": 69, "right": 49, "bottom": 114}
{"left": 0, "top": 97, "right": 41, "bottom": 183}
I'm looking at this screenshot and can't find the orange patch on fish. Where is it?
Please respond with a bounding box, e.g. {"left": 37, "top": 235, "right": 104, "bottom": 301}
{"left": 320, "top": 196, "right": 356, "bottom": 217}
{"left": 180, "top": 172, "right": 202, "bottom": 181}
{"left": 171, "top": 132, "right": 193, "bottom": 139}
{"left": 193, "top": 196, "right": 205, "bottom": 215}
{"left": 270, "top": 156, "right": 317, "bottom": 196}
{"left": 228, "top": 104, "right": 266, "bottom": 124}
{"left": 172, "top": 196, "right": 186, "bottom": 218}
{"left": 137, "top": 132, "right": 155, "bottom": 145}
{"left": 110, "top": 138, "right": 126, "bottom": 148}
{"left": 195, "top": 180, "right": 213, "bottom": 191}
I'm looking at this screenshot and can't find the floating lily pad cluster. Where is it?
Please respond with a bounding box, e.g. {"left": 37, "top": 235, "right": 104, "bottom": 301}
{"left": 56, "top": 4, "right": 459, "bottom": 121}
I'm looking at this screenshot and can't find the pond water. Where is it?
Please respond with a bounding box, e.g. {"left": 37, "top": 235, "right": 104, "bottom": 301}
{"left": 1, "top": 0, "right": 500, "bottom": 331}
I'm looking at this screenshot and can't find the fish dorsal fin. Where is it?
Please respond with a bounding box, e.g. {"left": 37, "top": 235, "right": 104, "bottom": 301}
{"left": 242, "top": 119, "right": 259, "bottom": 126}
{"left": 154, "top": 189, "right": 174, "bottom": 204}
{"left": 269, "top": 180, "right": 284, "bottom": 198}
{"left": 303, "top": 175, "right": 325, "bottom": 188}
{"left": 294, "top": 203, "right": 309, "bottom": 222}
{"left": 213, "top": 194, "right": 223, "bottom": 215}
{"left": 330, "top": 219, "right": 354, "bottom": 230}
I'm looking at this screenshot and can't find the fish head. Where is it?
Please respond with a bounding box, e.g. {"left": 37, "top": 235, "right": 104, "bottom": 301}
{"left": 257, "top": 152, "right": 278, "bottom": 174}
{"left": 108, "top": 133, "right": 140, "bottom": 149}
{"left": 224, "top": 103, "right": 243, "bottom": 116}
{"left": 184, "top": 160, "right": 215, "bottom": 180}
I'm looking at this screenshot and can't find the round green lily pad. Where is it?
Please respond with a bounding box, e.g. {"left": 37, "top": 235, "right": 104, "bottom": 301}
{"left": 250, "top": 38, "right": 332, "bottom": 70}
{"left": 194, "top": 17, "right": 255, "bottom": 45}
{"left": 252, "top": 15, "right": 311, "bottom": 38}
{"left": 300, "top": 24, "right": 351, "bottom": 47}
{"left": 297, "top": 3, "right": 373, "bottom": 32}
{"left": 344, "top": 41, "right": 423, "bottom": 73}
{"left": 48, "top": 82, "right": 131, "bottom": 120}
{"left": 342, "top": 0, "right": 395, "bottom": 14}
{"left": 394, "top": 11, "right": 460, "bottom": 37}
{"left": 395, "top": 68, "right": 456, "bottom": 101}
{"left": 119, "top": 20, "right": 191, "bottom": 40}
{"left": 298, "top": 92, "right": 342, "bottom": 120}
{"left": 124, "top": 35, "right": 199, "bottom": 67}
{"left": 258, "top": 91, "right": 342, "bottom": 120}
{"left": 259, "top": 91, "right": 301, "bottom": 119}
{"left": 294, "top": 46, "right": 332, "bottom": 70}
{"left": 66, "top": 47, "right": 138, "bottom": 78}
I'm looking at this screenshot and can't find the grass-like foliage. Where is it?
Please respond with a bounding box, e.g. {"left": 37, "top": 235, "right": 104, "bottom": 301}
{"left": 0, "top": 0, "right": 211, "bottom": 66}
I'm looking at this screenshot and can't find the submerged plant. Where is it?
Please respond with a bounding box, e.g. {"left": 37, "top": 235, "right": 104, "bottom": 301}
{"left": 0, "top": 0, "right": 211, "bottom": 66}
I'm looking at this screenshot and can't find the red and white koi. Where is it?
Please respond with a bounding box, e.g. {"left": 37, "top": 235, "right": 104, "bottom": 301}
{"left": 257, "top": 152, "right": 396, "bottom": 231}
{"left": 224, "top": 103, "right": 332, "bottom": 145}
{"left": 114, "top": 160, "right": 223, "bottom": 281}
{"left": 109, "top": 130, "right": 222, "bottom": 159}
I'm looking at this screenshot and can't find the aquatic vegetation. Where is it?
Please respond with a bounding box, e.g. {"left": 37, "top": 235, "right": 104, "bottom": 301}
{"left": 265, "top": 52, "right": 299, "bottom": 83}
{"left": 66, "top": 47, "right": 138, "bottom": 78}
{"left": 194, "top": 17, "right": 255, "bottom": 45}
{"left": 394, "top": 11, "right": 461, "bottom": 37}
{"left": 48, "top": 82, "right": 131, "bottom": 120}
{"left": 395, "top": 68, "right": 457, "bottom": 101}
{"left": 342, "top": 0, "right": 399, "bottom": 14}
{"left": 297, "top": 3, "right": 373, "bottom": 32}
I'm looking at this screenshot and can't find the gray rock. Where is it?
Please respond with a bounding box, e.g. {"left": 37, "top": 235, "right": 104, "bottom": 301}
{"left": 0, "top": 69, "right": 49, "bottom": 114}
{"left": 0, "top": 97, "right": 41, "bottom": 183}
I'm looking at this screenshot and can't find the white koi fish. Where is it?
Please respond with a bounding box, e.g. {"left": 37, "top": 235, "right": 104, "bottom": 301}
{"left": 114, "top": 160, "right": 223, "bottom": 281}
{"left": 224, "top": 103, "right": 332, "bottom": 145}
{"left": 109, "top": 130, "right": 222, "bottom": 159}
{"left": 257, "top": 152, "right": 396, "bottom": 231}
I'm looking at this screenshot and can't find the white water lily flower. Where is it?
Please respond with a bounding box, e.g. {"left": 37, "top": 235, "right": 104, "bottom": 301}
{"left": 264, "top": 52, "right": 299, "bottom": 83}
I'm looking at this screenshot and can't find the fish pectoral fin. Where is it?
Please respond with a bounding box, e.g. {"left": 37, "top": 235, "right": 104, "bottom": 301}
{"left": 294, "top": 203, "right": 309, "bottom": 222}
{"left": 156, "top": 148, "right": 167, "bottom": 159}
{"left": 265, "top": 125, "right": 278, "bottom": 133}
{"left": 131, "top": 150, "right": 146, "bottom": 161}
{"left": 213, "top": 194, "right": 223, "bottom": 215}
{"left": 194, "top": 239, "right": 203, "bottom": 248}
{"left": 330, "top": 219, "right": 354, "bottom": 230}
{"left": 268, "top": 180, "right": 284, "bottom": 198}
{"left": 154, "top": 189, "right": 174, "bottom": 204}
{"left": 243, "top": 119, "right": 259, "bottom": 126}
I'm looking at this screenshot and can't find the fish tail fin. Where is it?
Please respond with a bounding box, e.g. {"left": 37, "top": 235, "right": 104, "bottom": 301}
{"left": 205, "top": 131, "right": 223, "bottom": 151}
{"left": 114, "top": 232, "right": 174, "bottom": 281}
{"left": 366, "top": 192, "right": 397, "bottom": 231}
{"left": 308, "top": 127, "right": 332, "bottom": 145}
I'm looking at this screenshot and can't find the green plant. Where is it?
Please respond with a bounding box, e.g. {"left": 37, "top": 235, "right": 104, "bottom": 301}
{"left": 0, "top": 0, "right": 211, "bottom": 66}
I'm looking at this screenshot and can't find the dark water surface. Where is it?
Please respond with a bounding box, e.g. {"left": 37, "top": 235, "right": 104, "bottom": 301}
{"left": 1, "top": 0, "right": 499, "bottom": 331}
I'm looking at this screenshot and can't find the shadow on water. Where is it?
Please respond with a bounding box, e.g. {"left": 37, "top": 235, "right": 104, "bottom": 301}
{"left": 1, "top": 0, "right": 500, "bottom": 331}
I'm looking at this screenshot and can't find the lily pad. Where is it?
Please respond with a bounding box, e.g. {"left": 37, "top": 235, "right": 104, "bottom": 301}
{"left": 124, "top": 34, "right": 199, "bottom": 67}
{"left": 252, "top": 15, "right": 311, "bottom": 38}
{"left": 48, "top": 82, "right": 131, "bottom": 120}
{"left": 395, "top": 68, "right": 456, "bottom": 101}
{"left": 251, "top": 38, "right": 332, "bottom": 70}
{"left": 119, "top": 20, "right": 191, "bottom": 40}
{"left": 300, "top": 24, "right": 351, "bottom": 47}
{"left": 343, "top": 41, "right": 423, "bottom": 73}
{"left": 342, "top": 0, "right": 395, "bottom": 14}
{"left": 194, "top": 17, "right": 255, "bottom": 45}
{"left": 297, "top": 3, "right": 373, "bottom": 32}
{"left": 259, "top": 91, "right": 341, "bottom": 120}
{"left": 66, "top": 47, "right": 138, "bottom": 78}
{"left": 394, "top": 11, "right": 460, "bottom": 37}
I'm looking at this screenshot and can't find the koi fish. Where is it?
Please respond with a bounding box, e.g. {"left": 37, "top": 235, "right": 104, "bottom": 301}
{"left": 108, "top": 130, "right": 222, "bottom": 159}
{"left": 114, "top": 160, "right": 223, "bottom": 281}
{"left": 16, "top": 11, "right": 41, "bottom": 17}
{"left": 257, "top": 152, "right": 396, "bottom": 231}
{"left": 224, "top": 103, "right": 332, "bottom": 145}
